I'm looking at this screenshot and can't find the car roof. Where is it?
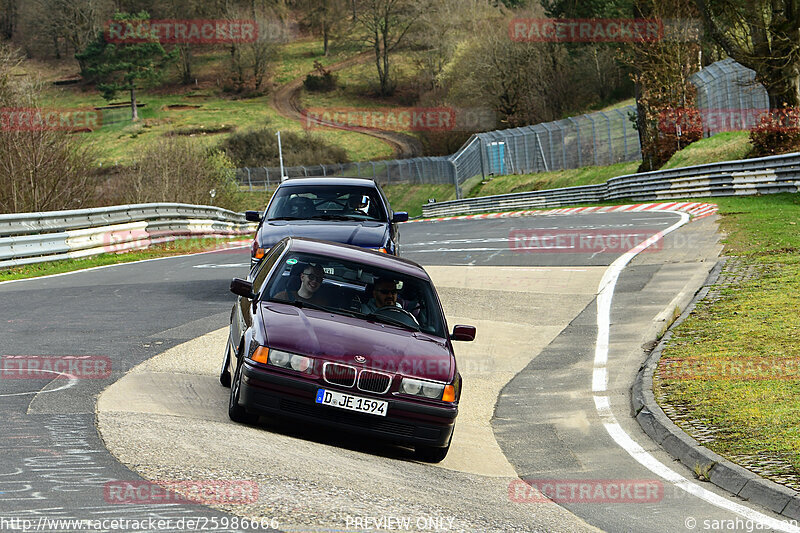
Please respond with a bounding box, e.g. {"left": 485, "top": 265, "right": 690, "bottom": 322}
{"left": 279, "top": 177, "right": 378, "bottom": 188}
{"left": 286, "top": 237, "right": 430, "bottom": 280}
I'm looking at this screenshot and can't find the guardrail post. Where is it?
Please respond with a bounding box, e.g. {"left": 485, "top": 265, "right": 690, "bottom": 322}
{"left": 322, "top": 165, "right": 326, "bottom": 177}
{"left": 263, "top": 167, "right": 269, "bottom": 190}
{"left": 246, "top": 168, "right": 252, "bottom": 192}
{"left": 357, "top": 162, "right": 361, "bottom": 177}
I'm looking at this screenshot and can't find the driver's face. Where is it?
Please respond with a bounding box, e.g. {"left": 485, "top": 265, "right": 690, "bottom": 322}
{"left": 373, "top": 281, "right": 398, "bottom": 307}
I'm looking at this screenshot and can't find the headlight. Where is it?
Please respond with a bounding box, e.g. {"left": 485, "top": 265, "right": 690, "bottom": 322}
{"left": 400, "top": 377, "right": 453, "bottom": 401}
{"left": 265, "top": 348, "right": 314, "bottom": 374}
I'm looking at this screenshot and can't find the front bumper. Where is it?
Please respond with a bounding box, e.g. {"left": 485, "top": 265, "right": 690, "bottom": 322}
{"left": 239, "top": 362, "right": 457, "bottom": 448}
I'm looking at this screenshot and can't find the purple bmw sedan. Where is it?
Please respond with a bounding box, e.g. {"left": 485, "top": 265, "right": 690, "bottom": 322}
{"left": 221, "top": 237, "right": 475, "bottom": 462}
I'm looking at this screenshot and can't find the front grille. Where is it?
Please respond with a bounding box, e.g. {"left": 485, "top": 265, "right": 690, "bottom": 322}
{"left": 357, "top": 370, "right": 392, "bottom": 394}
{"left": 323, "top": 363, "right": 356, "bottom": 387}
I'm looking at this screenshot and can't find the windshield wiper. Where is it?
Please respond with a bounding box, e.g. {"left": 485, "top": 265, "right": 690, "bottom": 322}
{"left": 309, "top": 214, "right": 362, "bottom": 221}
{"left": 268, "top": 216, "right": 305, "bottom": 221}
{"left": 267, "top": 298, "right": 331, "bottom": 313}
{"left": 366, "top": 312, "right": 420, "bottom": 332}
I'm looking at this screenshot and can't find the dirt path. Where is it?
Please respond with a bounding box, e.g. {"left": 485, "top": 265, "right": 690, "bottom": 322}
{"left": 271, "top": 51, "right": 424, "bottom": 159}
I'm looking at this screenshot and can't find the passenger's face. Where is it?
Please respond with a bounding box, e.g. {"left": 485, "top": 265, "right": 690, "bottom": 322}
{"left": 373, "top": 280, "right": 398, "bottom": 307}
{"left": 301, "top": 267, "right": 324, "bottom": 292}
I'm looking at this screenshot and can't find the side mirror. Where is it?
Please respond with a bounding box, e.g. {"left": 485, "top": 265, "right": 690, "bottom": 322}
{"left": 392, "top": 211, "right": 409, "bottom": 223}
{"left": 230, "top": 278, "right": 255, "bottom": 299}
{"left": 245, "top": 211, "right": 262, "bottom": 222}
{"left": 451, "top": 325, "right": 476, "bottom": 342}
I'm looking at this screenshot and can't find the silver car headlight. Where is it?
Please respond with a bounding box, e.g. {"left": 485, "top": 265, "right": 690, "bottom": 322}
{"left": 399, "top": 377, "right": 445, "bottom": 399}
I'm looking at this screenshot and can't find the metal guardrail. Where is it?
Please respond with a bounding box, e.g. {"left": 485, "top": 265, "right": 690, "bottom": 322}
{"left": 422, "top": 152, "right": 800, "bottom": 217}
{"left": 0, "top": 203, "right": 256, "bottom": 269}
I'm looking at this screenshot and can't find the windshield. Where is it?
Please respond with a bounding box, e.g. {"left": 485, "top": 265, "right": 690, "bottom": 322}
{"left": 264, "top": 252, "right": 446, "bottom": 338}
{"left": 265, "top": 185, "right": 387, "bottom": 222}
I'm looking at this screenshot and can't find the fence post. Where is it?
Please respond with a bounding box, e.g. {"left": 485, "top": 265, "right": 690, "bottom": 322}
{"left": 568, "top": 117, "right": 581, "bottom": 167}
{"left": 587, "top": 114, "right": 598, "bottom": 166}
{"left": 451, "top": 160, "right": 461, "bottom": 200}
{"left": 616, "top": 108, "right": 628, "bottom": 161}
{"left": 599, "top": 111, "right": 612, "bottom": 165}
{"left": 534, "top": 130, "right": 548, "bottom": 172}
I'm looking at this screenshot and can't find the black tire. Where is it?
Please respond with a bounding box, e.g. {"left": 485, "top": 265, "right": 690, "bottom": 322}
{"left": 219, "top": 342, "right": 232, "bottom": 387}
{"left": 414, "top": 442, "right": 450, "bottom": 463}
{"left": 228, "top": 354, "right": 257, "bottom": 424}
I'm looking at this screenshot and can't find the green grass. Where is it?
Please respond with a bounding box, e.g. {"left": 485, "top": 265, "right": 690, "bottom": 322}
{"left": 273, "top": 39, "right": 367, "bottom": 85}
{"left": 34, "top": 42, "right": 389, "bottom": 165}
{"left": 383, "top": 184, "right": 459, "bottom": 218}
{"left": 654, "top": 193, "right": 800, "bottom": 479}
{"left": 662, "top": 131, "right": 752, "bottom": 169}
{"left": 299, "top": 51, "right": 419, "bottom": 111}
{"left": 468, "top": 161, "right": 641, "bottom": 198}
{"left": 0, "top": 236, "right": 247, "bottom": 281}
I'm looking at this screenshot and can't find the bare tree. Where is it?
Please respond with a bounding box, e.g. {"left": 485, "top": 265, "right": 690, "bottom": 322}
{"left": 697, "top": 0, "right": 800, "bottom": 109}
{"left": 622, "top": 0, "right": 703, "bottom": 171}
{"left": 0, "top": 43, "right": 99, "bottom": 213}
{"left": 354, "top": 0, "right": 422, "bottom": 95}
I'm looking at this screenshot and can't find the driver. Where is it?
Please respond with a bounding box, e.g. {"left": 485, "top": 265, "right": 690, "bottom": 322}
{"left": 361, "top": 277, "right": 401, "bottom": 314}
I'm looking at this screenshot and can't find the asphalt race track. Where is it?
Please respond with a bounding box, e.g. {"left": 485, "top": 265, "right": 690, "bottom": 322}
{"left": 2, "top": 211, "right": 797, "bottom": 532}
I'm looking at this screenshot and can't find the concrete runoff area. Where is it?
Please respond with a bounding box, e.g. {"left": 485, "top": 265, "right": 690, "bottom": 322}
{"left": 96, "top": 266, "right": 606, "bottom": 532}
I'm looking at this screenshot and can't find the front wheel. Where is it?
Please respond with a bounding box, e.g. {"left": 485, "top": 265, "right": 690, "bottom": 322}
{"left": 228, "top": 355, "right": 257, "bottom": 424}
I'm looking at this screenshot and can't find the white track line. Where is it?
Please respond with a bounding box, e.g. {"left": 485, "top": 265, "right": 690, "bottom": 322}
{"left": 0, "top": 370, "right": 78, "bottom": 398}
{"left": 592, "top": 212, "right": 800, "bottom": 532}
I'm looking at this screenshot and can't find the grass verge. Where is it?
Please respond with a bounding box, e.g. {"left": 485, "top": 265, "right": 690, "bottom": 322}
{"left": 654, "top": 193, "right": 800, "bottom": 479}
{"left": 0, "top": 236, "right": 247, "bottom": 282}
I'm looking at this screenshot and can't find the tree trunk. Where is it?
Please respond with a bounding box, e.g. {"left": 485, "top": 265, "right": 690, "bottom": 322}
{"left": 130, "top": 87, "right": 138, "bottom": 122}
{"left": 323, "top": 20, "right": 329, "bottom": 56}
{"left": 180, "top": 44, "right": 193, "bottom": 85}
{"left": 765, "top": 70, "right": 800, "bottom": 110}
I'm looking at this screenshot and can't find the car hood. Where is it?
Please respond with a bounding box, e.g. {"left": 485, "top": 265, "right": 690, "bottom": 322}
{"left": 260, "top": 302, "right": 453, "bottom": 382}
{"left": 259, "top": 220, "right": 388, "bottom": 249}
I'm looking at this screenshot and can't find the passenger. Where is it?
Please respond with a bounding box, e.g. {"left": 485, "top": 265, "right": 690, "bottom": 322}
{"left": 361, "top": 277, "right": 401, "bottom": 314}
{"left": 274, "top": 264, "right": 328, "bottom": 306}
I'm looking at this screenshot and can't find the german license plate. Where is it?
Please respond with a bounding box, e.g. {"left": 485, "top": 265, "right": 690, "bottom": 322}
{"left": 315, "top": 389, "right": 387, "bottom": 417}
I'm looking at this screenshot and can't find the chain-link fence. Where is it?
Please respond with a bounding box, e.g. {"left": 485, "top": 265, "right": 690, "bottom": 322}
{"left": 236, "top": 59, "right": 770, "bottom": 193}
{"left": 236, "top": 105, "right": 640, "bottom": 195}
{"left": 689, "top": 58, "right": 769, "bottom": 137}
